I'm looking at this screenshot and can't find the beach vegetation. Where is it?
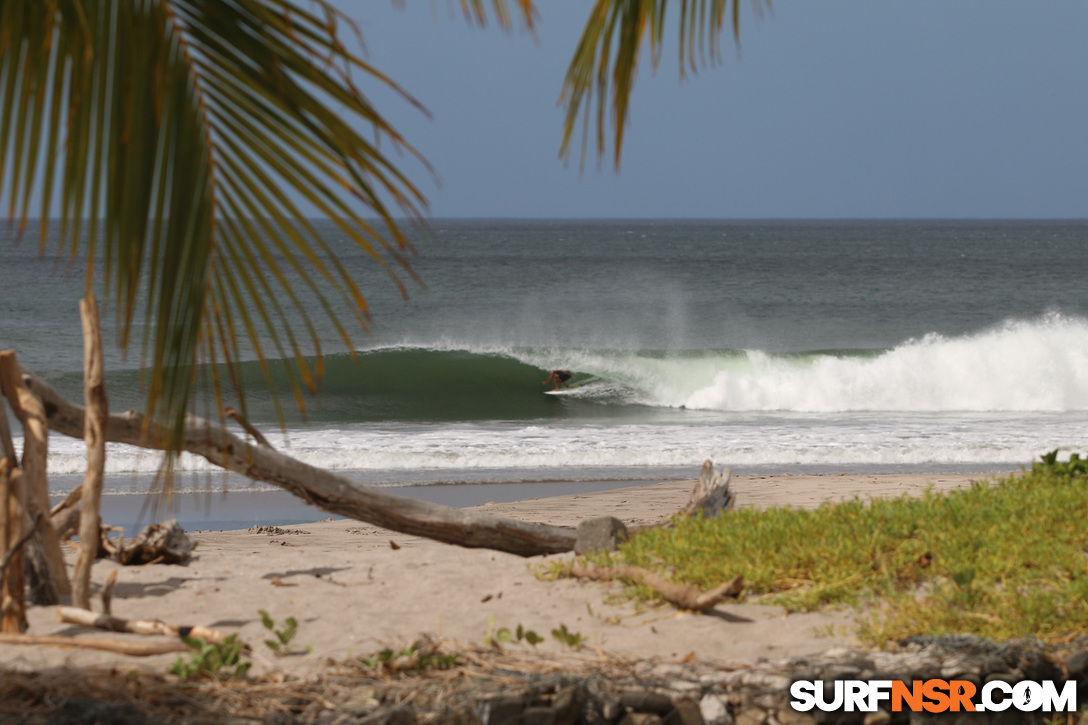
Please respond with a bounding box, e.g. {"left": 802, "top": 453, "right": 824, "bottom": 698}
{"left": 358, "top": 641, "right": 460, "bottom": 673}
{"left": 168, "top": 634, "right": 250, "bottom": 681}
{"left": 483, "top": 615, "right": 544, "bottom": 648}
{"left": 550, "top": 623, "right": 585, "bottom": 649}
{"left": 258, "top": 609, "right": 303, "bottom": 657}
{"left": 600, "top": 452, "right": 1088, "bottom": 646}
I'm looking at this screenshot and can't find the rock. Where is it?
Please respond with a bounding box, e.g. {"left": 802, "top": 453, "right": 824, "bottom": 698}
{"left": 1065, "top": 649, "right": 1088, "bottom": 680}
{"left": 575, "top": 516, "right": 629, "bottom": 554}
{"left": 772, "top": 708, "right": 815, "bottom": 724}
{"left": 733, "top": 709, "right": 765, "bottom": 725}
{"left": 552, "top": 686, "right": 584, "bottom": 725}
{"left": 601, "top": 691, "right": 624, "bottom": 721}
{"left": 620, "top": 714, "right": 665, "bottom": 725}
{"left": 812, "top": 708, "right": 864, "bottom": 725}
{"left": 621, "top": 690, "right": 674, "bottom": 714}
{"left": 862, "top": 710, "right": 890, "bottom": 725}
{"left": 51, "top": 699, "right": 147, "bottom": 725}
{"left": 741, "top": 673, "right": 792, "bottom": 693}
{"left": 700, "top": 694, "right": 732, "bottom": 725}
{"left": 664, "top": 697, "right": 706, "bottom": 725}
{"left": 474, "top": 695, "right": 525, "bottom": 725}
{"left": 521, "top": 706, "right": 558, "bottom": 725}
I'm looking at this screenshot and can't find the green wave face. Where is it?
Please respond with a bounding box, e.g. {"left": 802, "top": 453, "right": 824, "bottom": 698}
{"left": 39, "top": 346, "right": 682, "bottom": 425}
{"left": 292, "top": 349, "right": 563, "bottom": 422}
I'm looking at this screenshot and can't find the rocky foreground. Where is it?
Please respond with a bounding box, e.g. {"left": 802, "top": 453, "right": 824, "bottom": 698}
{"left": 2, "top": 635, "right": 1085, "bottom": 724}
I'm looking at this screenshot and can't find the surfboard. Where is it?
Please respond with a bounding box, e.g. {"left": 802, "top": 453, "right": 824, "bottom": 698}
{"left": 543, "top": 384, "right": 582, "bottom": 395}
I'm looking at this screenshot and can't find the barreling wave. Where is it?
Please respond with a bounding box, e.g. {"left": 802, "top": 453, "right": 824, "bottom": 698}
{"left": 34, "top": 313, "right": 1088, "bottom": 481}
{"left": 309, "top": 314, "right": 1088, "bottom": 418}
{"left": 515, "top": 313, "right": 1088, "bottom": 414}
{"left": 34, "top": 313, "right": 1088, "bottom": 426}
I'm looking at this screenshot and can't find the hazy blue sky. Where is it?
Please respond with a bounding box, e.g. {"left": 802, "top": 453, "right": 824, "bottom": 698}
{"left": 340, "top": 1, "right": 1087, "bottom": 219}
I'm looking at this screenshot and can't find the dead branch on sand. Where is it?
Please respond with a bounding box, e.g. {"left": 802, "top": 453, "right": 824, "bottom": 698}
{"left": 569, "top": 565, "right": 743, "bottom": 612}
{"left": 57, "top": 606, "right": 233, "bottom": 646}
{"left": 0, "top": 632, "right": 190, "bottom": 656}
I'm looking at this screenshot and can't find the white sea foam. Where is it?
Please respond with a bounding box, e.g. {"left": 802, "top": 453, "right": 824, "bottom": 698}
{"left": 34, "top": 409, "right": 1088, "bottom": 485}
{"left": 682, "top": 315, "right": 1088, "bottom": 412}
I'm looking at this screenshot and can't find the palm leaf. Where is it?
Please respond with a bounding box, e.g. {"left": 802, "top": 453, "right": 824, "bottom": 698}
{"left": 560, "top": 0, "right": 766, "bottom": 170}
{"left": 2, "top": 0, "right": 521, "bottom": 454}
{"left": 392, "top": 0, "right": 537, "bottom": 31}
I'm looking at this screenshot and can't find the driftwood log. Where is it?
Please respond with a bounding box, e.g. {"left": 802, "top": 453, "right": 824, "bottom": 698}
{"left": 569, "top": 566, "right": 743, "bottom": 612}
{"left": 0, "top": 352, "right": 70, "bottom": 602}
{"left": 683, "top": 460, "right": 734, "bottom": 517}
{"left": 74, "top": 293, "right": 109, "bottom": 609}
{"left": 103, "top": 519, "right": 194, "bottom": 565}
{"left": 0, "top": 632, "right": 190, "bottom": 656}
{"left": 0, "top": 459, "right": 27, "bottom": 632}
{"left": 0, "top": 392, "right": 15, "bottom": 463}
{"left": 57, "top": 606, "right": 231, "bottom": 645}
{"left": 0, "top": 511, "right": 40, "bottom": 580}
{"left": 23, "top": 372, "right": 579, "bottom": 557}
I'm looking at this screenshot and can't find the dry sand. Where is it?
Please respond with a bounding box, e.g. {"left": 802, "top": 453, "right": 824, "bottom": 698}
{"left": 1, "top": 471, "right": 1010, "bottom": 677}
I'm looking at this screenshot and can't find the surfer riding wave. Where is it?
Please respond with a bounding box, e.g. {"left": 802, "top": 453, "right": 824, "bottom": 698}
{"left": 543, "top": 370, "right": 572, "bottom": 391}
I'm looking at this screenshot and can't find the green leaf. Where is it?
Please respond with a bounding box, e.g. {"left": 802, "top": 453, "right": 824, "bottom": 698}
{"left": 259, "top": 610, "right": 274, "bottom": 631}
{"left": 560, "top": 0, "right": 763, "bottom": 170}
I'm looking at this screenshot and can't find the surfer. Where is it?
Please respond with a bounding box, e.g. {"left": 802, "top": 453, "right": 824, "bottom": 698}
{"left": 543, "top": 370, "right": 573, "bottom": 390}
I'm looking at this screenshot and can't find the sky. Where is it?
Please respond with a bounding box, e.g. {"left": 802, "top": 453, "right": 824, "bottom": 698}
{"left": 333, "top": 1, "right": 1088, "bottom": 219}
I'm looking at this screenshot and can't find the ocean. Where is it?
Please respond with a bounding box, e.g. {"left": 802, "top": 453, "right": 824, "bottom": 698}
{"left": 4, "top": 219, "right": 1088, "bottom": 530}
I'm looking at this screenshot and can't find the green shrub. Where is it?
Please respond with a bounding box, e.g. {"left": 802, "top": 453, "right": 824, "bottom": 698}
{"left": 609, "top": 452, "right": 1088, "bottom": 645}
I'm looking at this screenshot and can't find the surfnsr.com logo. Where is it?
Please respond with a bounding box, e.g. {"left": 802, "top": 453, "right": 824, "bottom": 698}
{"left": 790, "top": 679, "right": 1077, "bottom": 714}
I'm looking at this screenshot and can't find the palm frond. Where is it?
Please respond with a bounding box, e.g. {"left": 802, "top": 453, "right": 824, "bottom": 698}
{"left": 559, "top": 0, "right": 766, "bottom": 170}
{"left": 0, "top": 0, "right": 437, "bottom": 451}
{"left": 391, "top": 0, "right": 537, "bottom": 31}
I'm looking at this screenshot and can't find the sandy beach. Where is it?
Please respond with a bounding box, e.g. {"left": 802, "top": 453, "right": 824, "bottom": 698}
{"left": 2, "top": 471, "right": 1010, "bottom": 678}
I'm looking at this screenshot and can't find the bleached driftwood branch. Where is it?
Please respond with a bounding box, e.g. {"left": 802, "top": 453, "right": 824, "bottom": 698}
{"left": 23, "top": 373, "right": 578, "bottom": 557}
{"left": 0, "top": 459, "right": 27, "bottom": 632}
{"left": 0, "top": 352, "right": 70, "bottom": 602}
{"left": 74, "top": 293, "right": 108, "bottom": 609}
{"left": 0, "top": 632, "right": 189, "bottom": 656}
{"left": 683, "top": 460, "right": 734, "bottom": 518}
{"left": 57, "top": 606, "right": 231, "bottom": 645}
{"left": 225, "top": 406, "right": 273, "bottom": 449}
{"left": 569, "top": 565, "right": 743, "bottom": 612}
{"left": 0, "top": 511, "right": 40, "bottom": 580}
